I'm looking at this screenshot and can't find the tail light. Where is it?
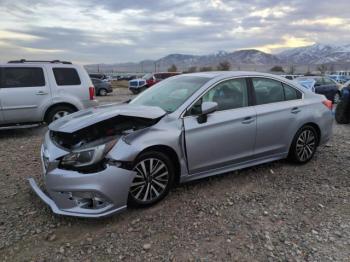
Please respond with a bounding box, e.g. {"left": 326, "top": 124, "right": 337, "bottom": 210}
{"left": 322, "top": 99, "right": 332, "bottom": 110}
{"left": 89, "top": 86, "right": 95, "bottom": 100}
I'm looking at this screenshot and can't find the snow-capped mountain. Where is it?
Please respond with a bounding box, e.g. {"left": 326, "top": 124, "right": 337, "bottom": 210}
{"left": 85, "top": 43, "right": 350, "bottom": 72}
{"left": 278, "top": 43, "right": 350, "bottom": 64}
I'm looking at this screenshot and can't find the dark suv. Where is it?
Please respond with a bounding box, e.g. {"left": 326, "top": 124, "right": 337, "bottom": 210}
{"left": 295, "top": 76, "right": 340, "bottom": 103}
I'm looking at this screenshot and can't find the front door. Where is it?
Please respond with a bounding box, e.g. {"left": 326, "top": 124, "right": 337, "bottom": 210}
{"left": 183, "top": 78, "right": 256, "bottom": 174}
{"left": 0, "top": 66, "right": 50, "bottom": 124}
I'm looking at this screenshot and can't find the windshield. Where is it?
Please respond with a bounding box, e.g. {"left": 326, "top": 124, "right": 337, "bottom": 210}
{"left": 130, "top": 75, "right": 210, "bottom": 113}
{"left": 142, "top": 73, "right": 153, "bottom": 80}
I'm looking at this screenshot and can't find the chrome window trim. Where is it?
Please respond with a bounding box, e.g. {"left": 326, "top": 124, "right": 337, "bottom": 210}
{"left": 180, "top": 75, "right": 305, "bottom": 119}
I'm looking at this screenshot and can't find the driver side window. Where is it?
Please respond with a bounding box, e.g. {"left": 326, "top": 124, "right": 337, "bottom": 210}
{"left": 189, "top": 78, "right": 248, "bottom": 115}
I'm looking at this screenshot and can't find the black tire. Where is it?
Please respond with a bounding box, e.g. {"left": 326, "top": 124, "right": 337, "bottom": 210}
{"left": 98, "top": 88, "right": 108, "bottom": 96}
{"left": 130, "top": 89, "right": 139, "bottom": 95}
{"left": 128, "top": 151, "right": 175, "bottom": 207}
{"left": 45, "top": 105, "right": 75, "bottom": 124}
{"left": 289, "top": 125, "right": 318, "bottom": 164}
{"left": 335, "top": 100, "right": 350, "bottom": 124}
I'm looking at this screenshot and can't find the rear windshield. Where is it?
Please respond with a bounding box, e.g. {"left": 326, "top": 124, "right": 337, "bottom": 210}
{"left": 2, "top": 67, "right": 45, "bottom": 88}
{"left": 53, "top": 68, "right": 81, "bottom": 86}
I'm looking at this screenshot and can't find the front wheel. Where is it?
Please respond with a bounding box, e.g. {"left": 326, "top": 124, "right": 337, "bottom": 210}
{"left": 289, "top": 125, "right": 318, "bottom": 164}
{"left": 128, "top": 151, "right": 175, "bottom": 207}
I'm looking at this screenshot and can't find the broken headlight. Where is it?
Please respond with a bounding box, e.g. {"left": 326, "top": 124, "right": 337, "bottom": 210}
{"left": 61, "top": 140, "right": 116, "bottom": 168}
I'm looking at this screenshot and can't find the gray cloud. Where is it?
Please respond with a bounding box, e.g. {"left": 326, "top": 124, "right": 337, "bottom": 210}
{"left": 0, "top": 0, "right": 349, "bottom": 64}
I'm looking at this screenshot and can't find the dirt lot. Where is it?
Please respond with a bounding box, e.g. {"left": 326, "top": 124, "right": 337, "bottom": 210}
{"left": 0, "top": 89, "right": 349, "bottom": 261}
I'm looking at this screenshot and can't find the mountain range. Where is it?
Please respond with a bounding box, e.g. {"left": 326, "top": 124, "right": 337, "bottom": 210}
{"left": 85, "top": 43, "right": 350, "bottom": 73}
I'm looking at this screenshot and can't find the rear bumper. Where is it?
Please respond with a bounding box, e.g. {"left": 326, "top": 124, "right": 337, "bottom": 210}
{"left": 29, "top": 165, "right": 136, "bottom": 218}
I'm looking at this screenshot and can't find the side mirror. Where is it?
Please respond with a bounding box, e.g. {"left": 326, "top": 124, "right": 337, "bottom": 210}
{"left": 201, "top": 101, "right": 218, "bottom": 115}
{"left": 197, "top": 102, "right": 218, "bottom": 124}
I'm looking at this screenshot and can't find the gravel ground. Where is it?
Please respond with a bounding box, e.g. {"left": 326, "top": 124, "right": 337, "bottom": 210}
{"left": 0, "top": 88, "right": 349, "bottom": 261}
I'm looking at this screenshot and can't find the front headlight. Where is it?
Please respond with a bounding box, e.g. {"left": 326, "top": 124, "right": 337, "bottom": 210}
{"left": 61, "top": 140, "right": 116, "bottom": 168}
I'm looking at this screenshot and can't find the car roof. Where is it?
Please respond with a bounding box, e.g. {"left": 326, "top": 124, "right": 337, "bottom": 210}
{"left": 184, "top": 71, "right": 291, "bottom": 79}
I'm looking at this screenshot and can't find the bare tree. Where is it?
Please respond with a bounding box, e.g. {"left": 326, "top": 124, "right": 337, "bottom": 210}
{"left": 187, "top": 66, "right": 197, "bottom": 73}
{"left": 217, "top": 61, "right": 231, "bottom": 71}
{"left": 199, "top": 66, "right": 213, "bottom": 72}
{"left": 288, "top": 64, "right": 296, "bottom": 74}
{"left": 270, "top": 65, "right": 284, "bottom": 72}
{"left": 168, "top": 64, "right": 177, "bottom": 72}
{"left": 317, "top": 64, "right": 328, "bottom": 75}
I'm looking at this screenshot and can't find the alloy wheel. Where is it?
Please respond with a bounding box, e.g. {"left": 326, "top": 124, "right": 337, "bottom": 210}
{"left": 53, "top": 111, "right": 69, "bottom": 121}
{"left": 296, "top": 129, "right": 316, "bottom": 162}
{"left": 130, "top": 158, "right": 169, "bottom": 202}
{"left": 334, "top": 93, "right": 340, "bottom": 104}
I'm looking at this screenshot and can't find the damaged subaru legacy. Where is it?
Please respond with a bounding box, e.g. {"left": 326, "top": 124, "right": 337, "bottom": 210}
{"left": 29, "top": 72, "right": 333, "bottom": 218}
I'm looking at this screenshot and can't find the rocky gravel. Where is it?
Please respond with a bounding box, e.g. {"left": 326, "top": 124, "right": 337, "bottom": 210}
{"left": 0, "top": 89, "right": 349, "bottom": 261}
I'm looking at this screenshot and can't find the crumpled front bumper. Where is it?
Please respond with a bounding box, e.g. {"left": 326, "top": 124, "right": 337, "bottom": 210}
{"left": 29, "top": 141, "right": 136, "bottom": 218}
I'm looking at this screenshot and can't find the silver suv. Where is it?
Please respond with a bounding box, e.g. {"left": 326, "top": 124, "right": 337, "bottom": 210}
{"left": 0, "top": 59, "right": 98, "bottom": 128}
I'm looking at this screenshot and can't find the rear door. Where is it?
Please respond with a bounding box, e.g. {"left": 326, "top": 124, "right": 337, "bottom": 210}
{"left": 0, "top": 66, "right": 50, "bottom": 124}
{"left": 49, "top": 66, "right": 89, "bottom": 103}
{"left": 184, "top": 78, "right": 256, "bottom": 174}
{"left": 251, "top": 77, "right": 304, "bottom": 158}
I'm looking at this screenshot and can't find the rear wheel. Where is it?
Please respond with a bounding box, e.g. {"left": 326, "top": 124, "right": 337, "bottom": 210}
{"left": 128, "top": 151, "right": 175, "bottom": 207}
{"left": 289, "top": 125, "right": 318, "bottom": 164}
{"left": 335, "top": 100, "right": 350, "bottom": 124}
{"left": 45, "top": 105, "right": 75, "bottom": 124}
{"left": 98, "top": 88, "right": 107, "bottom": 96}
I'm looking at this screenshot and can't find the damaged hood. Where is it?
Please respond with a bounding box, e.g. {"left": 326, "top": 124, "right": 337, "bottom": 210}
{"left": 49, "top": 104, "right": 166, "bottom": 133}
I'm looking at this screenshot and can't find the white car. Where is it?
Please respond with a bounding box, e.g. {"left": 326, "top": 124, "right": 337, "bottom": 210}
{"left": 0, "top": 60, "right": 98, "bottom": 129}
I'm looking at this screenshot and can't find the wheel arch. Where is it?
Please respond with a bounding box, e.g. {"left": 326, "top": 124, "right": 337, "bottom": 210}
{"left": 291, "top": 122, "right": 321, "bottom": 149}
{"left": 44, "top": 103, "right": 78, "bottom": 123}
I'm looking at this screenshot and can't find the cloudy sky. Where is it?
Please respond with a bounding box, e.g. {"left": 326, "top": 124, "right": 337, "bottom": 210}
{"left": 0, "top": 0, "right": 349, "bottom": 64}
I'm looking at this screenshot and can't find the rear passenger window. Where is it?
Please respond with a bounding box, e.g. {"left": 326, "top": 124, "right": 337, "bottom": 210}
{"left": 2, "top": 67, "right": 45, "bottom": 88}
{"left": 53, "top": 68, "right": 81, "bottom": 86}
{"left": 283, "top": 84, "right": 302, "bottom": 100}
{"left": 252, "top": 78, "right": 284, "bottom": 105}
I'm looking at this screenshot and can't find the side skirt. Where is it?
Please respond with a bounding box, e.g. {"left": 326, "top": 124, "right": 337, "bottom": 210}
{"left": 180, "top": 152, "right": 288, "bottom": 183}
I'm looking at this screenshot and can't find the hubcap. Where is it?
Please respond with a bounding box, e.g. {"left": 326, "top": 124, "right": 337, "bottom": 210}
{"left": 53, "top": 111, "right": 69, "bottom": 120}
{"left": 334, "top": 93, "right": 340, "bottom": 104}
{"left": 130, "top": 158, "right": 169, "bottom": 202}
{"left": 296, "top": 130, "right": 316, "bottom": 161}
{"left": 100, "top": 89, "right": 107, "bottom": 96}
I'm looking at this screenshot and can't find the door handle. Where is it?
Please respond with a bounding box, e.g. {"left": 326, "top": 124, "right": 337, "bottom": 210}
{"left": 291, "top": 107, "right": 301, "bottom": 114}
{"left": 242, "top": 116, "right": 255, "bottom": 124}
{"left": 36, "top": 91, "right": 48, "bottom": 95}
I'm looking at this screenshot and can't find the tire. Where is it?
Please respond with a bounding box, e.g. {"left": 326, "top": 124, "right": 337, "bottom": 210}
{"left": 98, "top": 88, "right": 108, "bottom": 96}
{"left": 45, "top": 105, "right": 75, "bottom": 124}
{"left": 289, "top": 125, "right": 318, "bottom": 164}
{"left": 128, "top": 151, "right": 175, "bottom": 207}
{"left": 335, "top": 100, "right": 350, "bottom": 124}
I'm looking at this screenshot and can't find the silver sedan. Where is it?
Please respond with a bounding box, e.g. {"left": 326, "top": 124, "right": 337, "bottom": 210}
{"left": 29, "top": 71, "right": 333, "bottom": 218}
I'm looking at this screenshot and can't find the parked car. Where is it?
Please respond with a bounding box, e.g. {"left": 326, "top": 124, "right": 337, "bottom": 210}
{"left": 294, "top": 76, "right": 340, "bottom": 103}
{"left": 129, "top": 72, "right": 180, "bottom": 94}
{"left": 281, "top": 74, "right": 304, "bottom": 80}
{"left": 29, "top": 71, "right": 333, "bottom": 218}
{"left": 91, "top": 78, "right": 113, "bottom": 96}
{"left": 0, "top": 59, "right": 98, "bottom": 129}
{"left": 328, "top": 74, "right": 348, "bottom": 84}
{"left": 335, "top": 86, "right": 350, "bottom": 124}
{"left": 89, "top": 73, "right": 108, "bottom": 81}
